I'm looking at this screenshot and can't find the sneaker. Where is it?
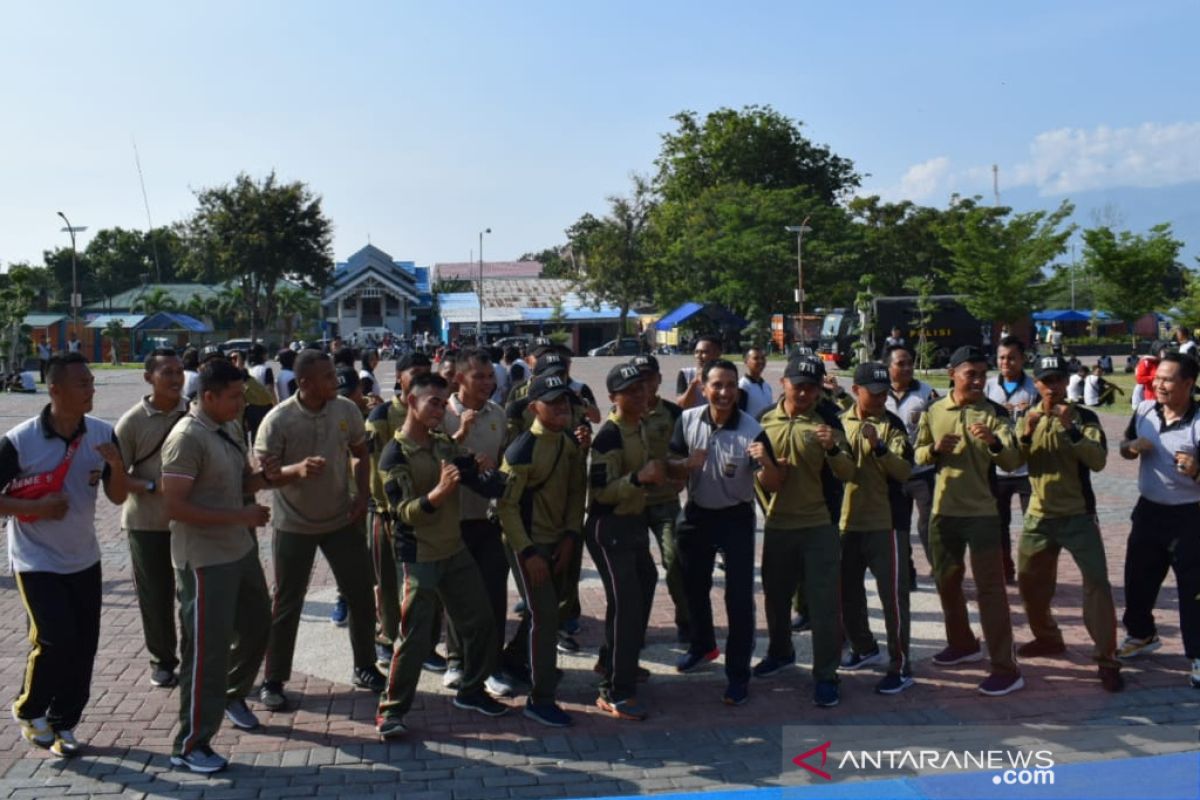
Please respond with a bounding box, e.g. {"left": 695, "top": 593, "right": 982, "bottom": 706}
{"left": 171, "top": 745, "right": 229, "bottom": 774}
{"left": 224, "top": 698, "right": 260, "bottom": 731}
{"left": 1016, "top": 638, "right": 1067, "bottom": 658}
{"left": 676, "top": 647, "right": 720, "bottom": 673}
{"left": 329, "top": 595, "right": 348, "bottom": 627}
{"left": 422, "top": 652, "right": 448, "bottom": 673}
{"left": 978, "top": 672, "right": 1025, "bottom": 696}
{"left": 556, "top": 633, "right": 580, "bottom": 654}
{"left": 841, "top": 648, "right": 886, "bottom": 671}
{"left": 485, "top": 673, "right": 516, "bottom": 698}
{"left": 353, "top": 665, "right": 387, "bottom": 694}
{"left": 931, "top": 644, "right": 984, "bottom": 666}
{"left": 452, "top": 691, "right": 509, "bottom": 717}
{"left": 375, "top": 642, "right": 394, "bottom": 671}
{"left": 876, "top": 673, "right": 915, "bottom": 695}
{"left": 597, "top": 695, "right": 649, "bottom": 720}
{"left": 12, "top": 709, "right": 54, "bottom": 748}
{"left": 512, "top": 598, "right": 527, "bottom": 615}
{"left": 1191, "top": 659, "right": 1200, "bottom": 689}
{"left": 523, "top": 700, "right": 572, "bottom": 727}
{"left": 1099, "top": 666, "right": 1125, "bottom": 693}
{"left": 1117, "top": 635, "right": 1162, "bottom": 661}
{"left": 443, "top": 667, "right": 464, "bottom": 690}
{"left": 813, "top": 681, "right": 840, "bottom": 708}
{"left": 752, "top": 654, "right": 796, "bottom": 678}
{"left": 723, "top": 682, "right": 749, "bottom": 706}
{"left": 150, "top": 667, "right": 178, "bottom": 688}
{"left": 258, "top": 681, "right": 288, "bottom": 712}
{"left": 562, "top": 617, "right": 581, "bottom": 636}
{"left": 791, "top": 613, "right": 811, "bottom": 632}
{"left": 50, "top": 728, "right": 82, "bottom": 757}
{"left": 376, "top": 716, "right": 407, "bottom": 739}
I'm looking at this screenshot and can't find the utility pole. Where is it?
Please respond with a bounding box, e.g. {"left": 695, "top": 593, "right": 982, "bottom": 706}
{"left": 57, "top": 211, "right": 87, "bottom": 335}
{"left": 992, "top": 164, "right": 1000, "bottom": 206}
{"left": 478, "top": 228, "right": 491, "bottom": 345}
{"left": 785, "top": 218, "right": 813, "bottom": 345}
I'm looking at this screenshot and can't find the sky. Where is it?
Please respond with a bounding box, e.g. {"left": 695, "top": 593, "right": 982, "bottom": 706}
{"left": 2, "top": 1, "right": 1198, "bottom": 271}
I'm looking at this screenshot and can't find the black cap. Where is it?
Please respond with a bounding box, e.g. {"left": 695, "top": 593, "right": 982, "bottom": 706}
{"left": 528, "top": 373, "right": 571, "bottom": 402}
{"left": 336, "top": 367, "right": 358, "bottom": 397}
{"left": 606, "top": 363, "right": 644, "bottom": 394}
{"left": 853, "top": 362, "right": 890, "bottom": 393}
{"left": 534, "top": 352, "right": 567, "bottom": 376}
{"left": 396, "top": 352, "right": 431, "bottom": 372}
{"left": 948, "top": 345, "right": 988, "bottom": 368}
{"left": 1032, "top": 354, "right": 1070, "bottom": 379}
{"left": 784, "top": 356, "right": 825, "bottom": 385}
{"left": 530, "top": 337, "right": 558, "bottom": 358}
{"left": 630, "top": 354, "right": 659, "bottom": 375}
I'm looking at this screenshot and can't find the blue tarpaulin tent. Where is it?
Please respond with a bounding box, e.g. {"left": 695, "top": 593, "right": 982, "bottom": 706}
{"left": 654, "top": 302, "right": 746, "bottom": 332}
{"left": 1032, "top": 309, "right": 1113, "bottom": 323}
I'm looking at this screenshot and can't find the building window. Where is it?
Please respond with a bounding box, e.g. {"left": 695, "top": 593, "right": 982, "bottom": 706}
{"left": 386, "top": 295, "right": 400, "bottom": 313}
{"left": 342, "top": 297, "right": 356, "bottom": 312}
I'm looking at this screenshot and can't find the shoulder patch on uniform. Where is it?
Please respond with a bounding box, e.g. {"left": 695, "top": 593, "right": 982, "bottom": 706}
{"left": 504, "top": 431, "right": 537, "bottom": 466}
{"left": 662, "top": 399, "right": 683, "bottom": 421}
{"left": 883, "top": 410, "right": 906, "bottom": 430}
{"left": 368, "top": 402, "right": 390, "bottom": 422}
{"left": 590, "top": 421, "right": 623, "bottom": 455}
{"left": 378, "top": 439, "right": 408, "bottom": 472}
{"left": 987, "top": 399, "right": 1010, "bottom": 418}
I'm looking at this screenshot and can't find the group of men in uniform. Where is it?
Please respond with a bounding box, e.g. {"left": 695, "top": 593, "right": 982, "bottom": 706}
{"left": 6, "top": 332, "right": 1200, "bottom": 773}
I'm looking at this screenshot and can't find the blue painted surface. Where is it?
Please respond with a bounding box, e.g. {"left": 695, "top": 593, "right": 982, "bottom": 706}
{"left": 579, "top": 751, "right": 1200, "bottom": 800}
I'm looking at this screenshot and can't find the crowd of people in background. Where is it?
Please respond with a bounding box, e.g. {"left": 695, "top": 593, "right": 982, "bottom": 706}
{"left": 5, "top": 326, "right": 1200, "bottom": 775}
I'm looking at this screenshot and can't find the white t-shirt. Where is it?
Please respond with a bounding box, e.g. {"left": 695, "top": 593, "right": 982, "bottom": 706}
{"left": 276, "top": 368, "right": 296, "bottom": 402}
{"left": 1084, "top": 374, "right": 1103, "bottom": 406}
{"left": 1067, "top": 373, "right": 1085, "bottom": 402}
{"left": 183, "top": 370, "right": 200, "bottom": 400}
{"left": 738, "top": 375, "right": 773, "bottom": 419}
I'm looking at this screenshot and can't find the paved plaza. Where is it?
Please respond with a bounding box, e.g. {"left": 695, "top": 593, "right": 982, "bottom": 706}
{"left": 0, "top": 355, "right": 1198, "bottom": 799}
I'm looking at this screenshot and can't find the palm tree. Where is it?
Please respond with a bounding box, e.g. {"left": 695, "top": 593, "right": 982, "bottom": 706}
{"left": 131, "top": 287, "right": 178, "bottom": 316}
{"left": 274, "top": 285, "right": 317, "bottom": 343}
{"left": 102, "top": 319, "right": 126, "bottom": 365}
{"left": 215, "top": 286, "right": 248, "bottom": 335}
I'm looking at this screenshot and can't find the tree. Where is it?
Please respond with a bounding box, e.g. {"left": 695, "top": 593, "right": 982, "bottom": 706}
{"left": 935, "top": 197, "right": 1075, "bottom": 325}
{"left": 568, "top": 176, "right": 656, "bottom": 333}
{"left": 654, "top": 106, "right": 860, "bottom": 204}
{"left": 904, "top": 275, "right": 938, "bottom": 373}
{"left": 847, "top": 197, "right": 956, "bottom": 296}
{"left": 0, "top": 265, "right": 39, "bottom": 371}
{"left": 131, "top": 287, "right": 178, "bottom": 316}
{"left": 179, "top": 171, "right": 334, "bottom": 342}
{"left": 273, "top": 284, "right": 319, "bottom": 343}
{"left": 1084, "top": 223, "right": 1184, "bottom": 326}
{"left": 519, "top": 247, "right": 575, "bottom": 279}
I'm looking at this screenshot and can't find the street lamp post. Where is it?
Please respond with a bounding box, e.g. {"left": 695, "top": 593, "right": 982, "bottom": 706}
{"left": 57, "top": 211, "right": 88, "bottom": 335}
{"left": 478, "top": 227, "right": 491, "bottom": 345}
{"left": 785, "top": 217, "right": 812, "bottom": 346}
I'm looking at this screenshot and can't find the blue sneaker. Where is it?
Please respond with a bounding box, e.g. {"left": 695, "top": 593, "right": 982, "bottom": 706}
{"left": 752, "top": 655, "right": 795, "bottom": 678}
{"left": 813, "top": 681, "right": 840, "bottom": 708}
{"left": 562, "top": 617, "right": 581, "bottom": 636}
{"left": 875, "top": 673, "right": 915, "bottom": 695}
{"left": 722, "top": 682, "right": 749, "bottom": 706}
{"left": 675, "top": 647, "right": 719, "bottom": 673}
{"left": 523, "top": 700, "right": 572, "bottom": 728}
{"left": 330, "top": 595, "right": 348, "bottom": 627}
{"left": 840, "top": 647, "right": 885, "bottom": 671}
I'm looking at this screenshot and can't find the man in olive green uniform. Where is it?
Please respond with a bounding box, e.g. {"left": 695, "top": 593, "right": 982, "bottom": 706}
{"left": 366, "top": 352, "right": 432, "bottom": 668}
{"left": 586, "top": 363, "right": 664, "bottom": 721}
{"left": 915, "top": 345, "right": 1024, "bottom": 696}
{"left": 256, "top": 350, "right": 385, "bottom": 712}
{"left": 755, "top": 356, "right": 854, "bottom": 708}
{"left": 631, "top": 355, "right": 689, "bottom": 643}
{"left": 161, "top": 358, "right": 274, "bottom": 774}
{"left": 375, "top": 373, "right": 508, "bottom": 739}
{"left": 115, "top": 348, "right": 188, "bottom": 689}
{"left": 498, "top": 374, "right": 587, "bottom": 727}
{"left": 838, "top": 363, "right": 914, "bottom": 695}
{"left": 1016, "top": 355, "right": 1122, "bottom": 691}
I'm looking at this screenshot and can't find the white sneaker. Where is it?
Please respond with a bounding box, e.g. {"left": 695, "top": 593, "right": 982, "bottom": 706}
{"left": 442, "top": 667, "right": 464, "bottom": 690}
{"left": 12, "top": 707, "right": 54, "bottom": 748}
{"left": 485, "top": 673, "right": 516, "bottom": 698}
{"left": 1116, "top": 635, "right": 1162, "bottom": 661}
{"left": 50, "top": 729, "right": 82, "bottom": 758}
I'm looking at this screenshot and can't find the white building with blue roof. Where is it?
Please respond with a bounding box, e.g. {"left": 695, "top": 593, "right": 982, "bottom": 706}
{"left": 322, "top": 244, "right": 425, "bottom": 339}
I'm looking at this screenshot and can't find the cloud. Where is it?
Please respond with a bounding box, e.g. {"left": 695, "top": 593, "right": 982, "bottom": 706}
{"left": 1014, "top": 122, "right": 1200, "bottom": 195}
{"left": 866, "top": 121, "right": 1200, "bottom": 204}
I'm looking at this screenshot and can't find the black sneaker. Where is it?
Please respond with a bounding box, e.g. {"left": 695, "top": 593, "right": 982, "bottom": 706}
{"left": 259, "top": 681, "right": 288, "bottom": 712}
{"left": 556, "top": 633, "right": 580, "bottom": 653}
{"left": 840, "top": 648, "right": 885, "bottom": 671}
{"left": 422, "top": 653, "right": 448, "bottom": 673}
{"left": 171, "top": 744, "right": 228, "bottom": 773}
{"left": 790, "top": 613, "right": 810, "bottom": 632}
{"left": 813, "top": 680, "right": 840, "bottom": 708}
{"left": 752, "top": 655, "right": 795, "bottom": 678}
{"left": 376, "top": 716, "right": 407, "bottom": 739}
{"left": 875, "top": 673, "right": 915, "bottom": 695}
{"left": 353, "top": 665, "right": 387, "bottom": 694}
{"left": 452, "top": 691, "right": 509, "bottom": 717}
{"left": 150, "top": 667, "right": 178, "bottom": 688}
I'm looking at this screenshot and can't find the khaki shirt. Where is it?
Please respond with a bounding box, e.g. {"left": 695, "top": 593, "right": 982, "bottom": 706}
{"left": 758, "top": 400, "right": 855, "bottom": 530}
{"left": 442, "top": 395, "right": 507, "bottom": 521}
{"left": 380, "top": 431, "right": 469, "bottom": 562}
{"left": 915, "top": 394, "right": 1022, "bottom": 517}
{"left": 642, "top": 396, "right": 683, "bottom": 505}
{"left": 839, "top": 407, "right": 913, "bottom": 532}
{"left": 115, "top": 396, "right": 188, "bottom": 531}
{"left": 255, "top": 395, "right": 366, "bottom": 534}
{"left": 161, "top": 409, "right": 254, "bottom": 569}
{"left": 498, "top": 419, "right": 586, "bottom": 553}
{"left": 1019, "top": 404, "right": 1107, "bottom": 518}
{"left": 367, "top": 396, "right": 408, "bottom": 507}
{"left": 588, "top": 413, "right": 651, "bottom": 517}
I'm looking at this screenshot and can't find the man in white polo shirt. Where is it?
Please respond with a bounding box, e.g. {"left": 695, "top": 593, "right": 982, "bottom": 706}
{"left": 0, "top": 352, "right": 131, "bottom": 758}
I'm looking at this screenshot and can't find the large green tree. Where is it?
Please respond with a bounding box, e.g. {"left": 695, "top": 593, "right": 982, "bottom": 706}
{"left": 44, "top": 226, "right": 186, "bottom": 306}
{"left": 935, "top": 197, "right": 1075, "bottom": 325}
{"left": 847, "top": 197, "right": 955, "bottom": 297}
{"left": 178, "top": 172, "right": 334, "bottom": 341}
{"left": 0, "top": 264, "right": 40, "bottom": 370}
{"left": 568, "top": 176, "right": 656, "bottom": 332}
{"left": 1084, "top": 223, "right": 1184, "bottom": 326}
